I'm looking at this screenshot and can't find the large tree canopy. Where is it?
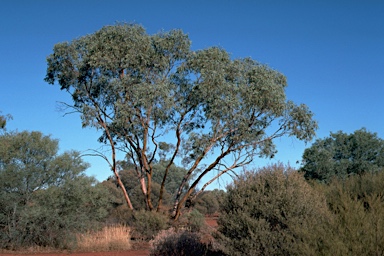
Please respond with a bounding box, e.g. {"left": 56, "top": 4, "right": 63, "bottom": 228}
{"left": 45, "top": 23, "right": 317, "bottom": 219}
{"left": 300, "top": 128, "right": 384, "bottom": 183}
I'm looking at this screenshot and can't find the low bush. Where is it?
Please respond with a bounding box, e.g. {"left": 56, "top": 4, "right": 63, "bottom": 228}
{"left": 150, "top": 228, "right": 224, "bottom": 256}
{"left": 169, "top": 208, "right": 206, "bottom": 234}
{"left": 194, "top": 190, "right": 222, "bottom": 215}
{"left": 128, "top": 210, "right": 169, "bottom": 240}
{"left": 216, "top": 163, "right": 334, "bottom": 256}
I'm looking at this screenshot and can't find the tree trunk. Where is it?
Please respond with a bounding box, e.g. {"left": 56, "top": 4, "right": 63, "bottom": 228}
{"left": 114, "top": 167, "right": 134, "bottom": 210}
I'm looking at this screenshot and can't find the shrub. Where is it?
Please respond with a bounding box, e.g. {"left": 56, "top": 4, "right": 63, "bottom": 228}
{"left": 0, "top": 176, "right": 110, "bottom": 250}
{"left": 150, "top": 228, "right": 224, "bottom": 256}
{"left": 320, "top": 171, "right": 384, "bottom": 255}
{"left": 216, "top": 163, "right": 334, "bottom": 256}
{"left": 128, "top": 210, "right": 169, "bottom": 240}
{"left": 186, "top": 209, "right": 205, "bottom": 232}
{"left": 194, "top": 190, "right": 224, "bottom": 215}
{"left": 169, "top": 208, "right": 206, "bottom": 233}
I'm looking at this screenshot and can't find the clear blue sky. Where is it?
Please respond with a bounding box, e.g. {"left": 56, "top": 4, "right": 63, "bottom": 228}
{"left": 1, "top": 0, "right": 383, "bottom": 188}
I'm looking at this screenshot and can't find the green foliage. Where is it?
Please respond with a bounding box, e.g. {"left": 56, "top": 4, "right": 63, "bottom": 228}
{"left": 151, "top": 160, "right": 191, "bottom": 196}
{"left": 0, "top": 117, "right": 4, "bottom": 129}
{"left": 301, "top": 128, "right": 384, "bottom": 183}
{"left": 3, "top": 177, "right": 109, "bottom": 250}
{"left": 46, "top": 23, "right": 318, "bottom": 216}
{"left": 194, "top": 189, "right": 225, "bottom": 215}
{"left": 182, "top": 209, "right": 205, "bottom": 232}
{"left": 318, "top": 171, "right": 384, "bottom": 255}
{"left": 101, "top": 183, "right": 170, "bottom": 240}
{"left": 106, "top": 158, "right": 190, "bottom": 211}
{"left": 127, "top": 210, "right": 169, "bottom": 241}
{"left": 0, "top": 131, "right": 109, "bottom": 249}
{"left": 216, "top": 164, "right": 333, "bottom": 256}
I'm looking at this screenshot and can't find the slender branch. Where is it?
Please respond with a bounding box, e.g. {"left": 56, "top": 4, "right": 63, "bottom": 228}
{"left": 149, "top": 122, "right": 158, "bottom": 165}
{"left": 192, "top": 154, "right": 251, "bottom": 200}
{"left": 81, "top": 149, "right": 112, "bottom": 168}
{"left": 173, "top": 144, "right": 233, "bottom": 219}
{"left": 156, "top": 117, "right": 183, "bottom": 212}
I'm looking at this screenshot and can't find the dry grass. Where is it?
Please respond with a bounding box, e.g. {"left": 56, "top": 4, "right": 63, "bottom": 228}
{"left": 77, "top": 225, "right": 131, "bottom": 252}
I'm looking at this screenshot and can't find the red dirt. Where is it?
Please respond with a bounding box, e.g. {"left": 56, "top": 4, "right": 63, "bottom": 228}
{"left": 0, "top": 217, "right": 219, "bottom": 256}
{"left": 0, "top": 251, "right": 149, "bottom": 256}
{"left": 205, "top": 216, "right": 218, "bottom": 228}
{"left": 0, "top": 241, "right": 150, "bottom": 256}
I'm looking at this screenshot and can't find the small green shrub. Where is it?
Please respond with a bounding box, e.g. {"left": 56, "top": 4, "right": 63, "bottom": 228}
{"left": 170, "top": 209, "right": 206, "bottom": 233}
{"left": 186, "top": 209, "right": 205, "bottom": 232}
{"left": 128, "top": 210, "right": 169, "bottom": 240}
{"left": 194, "top": 189, "right": 225, "bottom": 215}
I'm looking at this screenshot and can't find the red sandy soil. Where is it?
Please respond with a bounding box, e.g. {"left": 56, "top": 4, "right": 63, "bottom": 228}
{"left": 0, "top": 217, "right": 219, "bottom": 256}
{"left": 0, "top": 251, "right": 149, "bottom": 256}
{"left": 0, "top": 245, "right": 149, "bottom": 256}
{"left": 205, "top": 216, "right": 218, "bottom": 228}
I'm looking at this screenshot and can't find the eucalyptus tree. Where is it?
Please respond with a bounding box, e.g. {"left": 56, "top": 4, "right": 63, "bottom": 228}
{"left": 45, "top": 23, "right": 317, "bottom": 219}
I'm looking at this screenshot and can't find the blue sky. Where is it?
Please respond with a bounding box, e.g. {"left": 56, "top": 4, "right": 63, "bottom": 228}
{"left": 1, "top": 1, "right": 383, "bottom": 188}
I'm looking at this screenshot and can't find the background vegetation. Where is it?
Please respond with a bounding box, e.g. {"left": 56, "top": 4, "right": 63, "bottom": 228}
{"left": 0, "top": 130, "right": 111, "bottom": 250}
